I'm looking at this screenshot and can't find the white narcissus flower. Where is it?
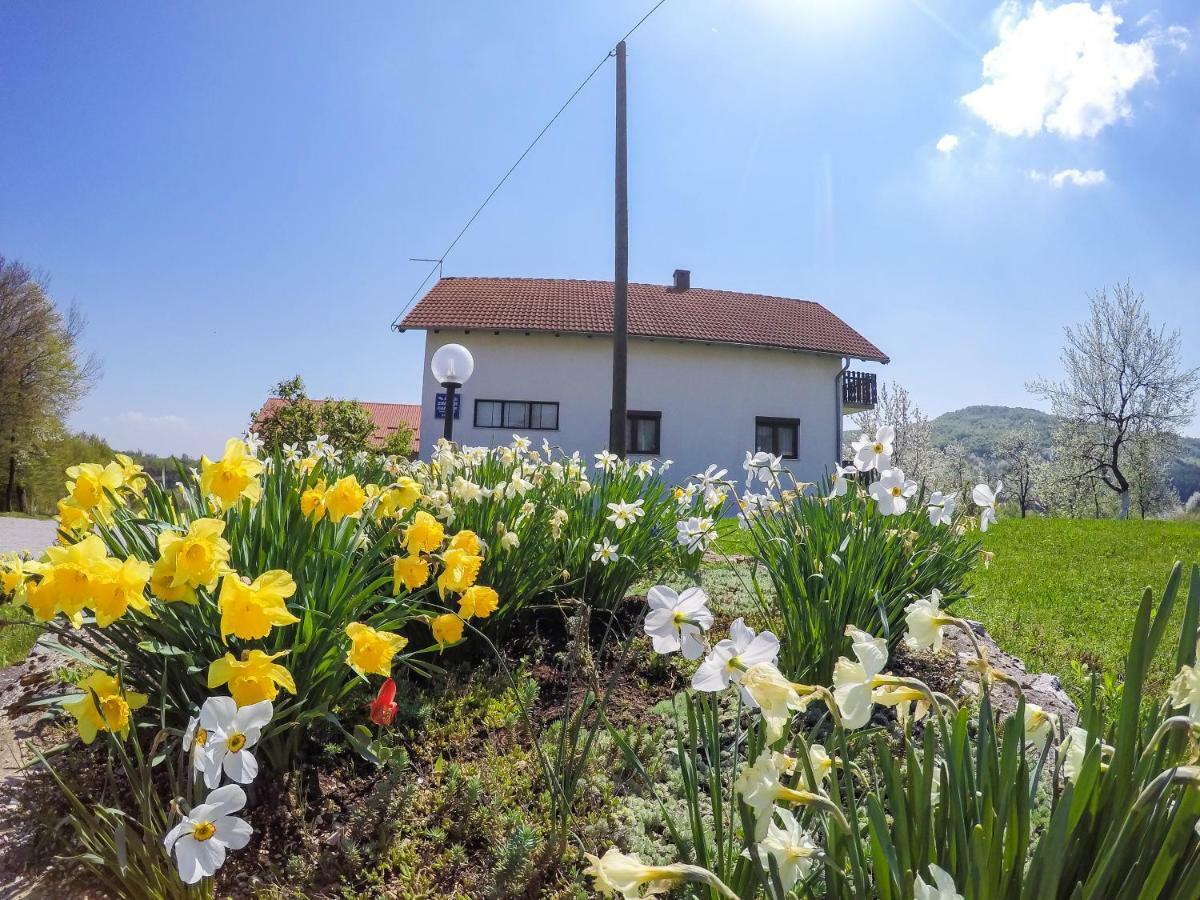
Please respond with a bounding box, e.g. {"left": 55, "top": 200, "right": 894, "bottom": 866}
{"left": 508, "top": 474, "right": 534, "bottom": 497}
{"left": 973, "top": 481, "right": 1002, "bottom": 531}
{"left": 583, "top": 848, "right": 729, "bottom": 899}
{"left": 904, "top": 589, "right": 951, "bottom": 652}
{"left": 741, "top": 662, "right": 810, "bottom": 743}
{"left": 500, "top": 531, "right": 520, "bottom": 550}
{"left": 695, "top": 464, "right": 727, "bottom": 489}
{"left": 594, "top": 450, "right": 619, "bottom": 472}
{"left": 676, "top": 516, "right": 716, "bottom": 554}
{"left": 606, "top": 499, "right": 646, "bottom": 529}
{"left": 1059, "top": 726, "right": 1091, "bottom": 782}
{"left": 591, "top": 538, "right": 620, "bottom": 566}
{"left": 511, "top": 434, "right": 531, "bottom": 452}
{"left": 914, "top": 864, "right": 962, "bottom": 900}
{"left": 734, "top": 751, "right": 822, "bottom": 841}
{"left": 634, "top": 460, "right": 655, "bottom": 480}
{"left": 644, "top": 586, "right": 712, "bottom": 660}
{"left": 163, "top": 784, "right": 253, "bottom": 884}
{"left": 281, "top": 442, "right": 301, "bottom": 464}
{"left": 750, "top": 808, "right": 819, "bottom": 890}
{"left": 691, "top": 618, "right": 780, "bottom": 701}
{"left": 828, "top": 464, "right": 856, "bottom": 498}
{"left": 743, "top": 451, "right": 784, "bottom": 488}
{"left": 1167, "top": 662, "right": 1200, "bottom": 722}
{"left": 852, "top": 426, "right": 894, "bottom": 472}
{"left": 832, "top": 625, "right": 889, "bottom": 729}
{"left": 1023, "top": 704, "right": 1060, "bottom": 751}
{"left": 243, "top": 432, "right": 263, "bottom": 457}
{"left": 194, "top": 697, "right": 272, "bottom": 789}
{"left": 926, "top": 491, "right": 957, "bottom": 526}
{"left": 773, "top": 744, "right": 833, "bottom": 790}
{"left": 869, "top": 467, "right": 917, "bottom": 515}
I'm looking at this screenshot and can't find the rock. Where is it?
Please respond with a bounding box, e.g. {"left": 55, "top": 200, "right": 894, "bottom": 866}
{"left": 942, "top": 623, "right": 1078, "bottom": 728}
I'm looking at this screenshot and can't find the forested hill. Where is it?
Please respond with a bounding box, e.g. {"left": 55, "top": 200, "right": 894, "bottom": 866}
{"left": 929, "top": 405, "right": 1200, "bottom": 501}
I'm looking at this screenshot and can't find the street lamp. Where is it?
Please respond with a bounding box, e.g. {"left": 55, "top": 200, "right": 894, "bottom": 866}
{"left": 430, "top": 343, "right": 474, "bottom": 442}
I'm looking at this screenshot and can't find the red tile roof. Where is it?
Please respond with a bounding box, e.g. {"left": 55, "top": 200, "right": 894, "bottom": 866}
{"left": 399, "top": 277, "right": 889, "bottom": 363}
{"left": 256, "top": 399, "right": 421, "bottom": 452}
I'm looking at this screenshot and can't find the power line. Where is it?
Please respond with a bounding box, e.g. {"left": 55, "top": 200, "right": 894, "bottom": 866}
{"left": 391, "top": 0, "right": 672, "bottom": 330}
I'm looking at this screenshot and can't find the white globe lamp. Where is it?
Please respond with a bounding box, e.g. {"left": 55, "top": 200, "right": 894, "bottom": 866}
{"left": 430, "top": 343, "right": 474, "bottom": 441}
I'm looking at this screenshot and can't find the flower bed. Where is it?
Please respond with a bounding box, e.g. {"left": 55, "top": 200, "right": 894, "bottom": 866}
{"left": 0, "top": 428, "right": 1196, "bottom": 898}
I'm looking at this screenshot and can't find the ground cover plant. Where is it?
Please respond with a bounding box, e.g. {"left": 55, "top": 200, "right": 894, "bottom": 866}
{"left": 0, "top": 427, "right": 1197, "bottom": 898}
{"left": 960, "top": 517, "right": 1200, "bottom": 701}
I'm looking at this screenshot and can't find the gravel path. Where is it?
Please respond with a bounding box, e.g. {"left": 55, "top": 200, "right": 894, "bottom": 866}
{"left": 0, "top": 518, "right": 56, "bottom": 557}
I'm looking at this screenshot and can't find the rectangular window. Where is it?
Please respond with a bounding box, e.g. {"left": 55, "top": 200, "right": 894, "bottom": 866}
{"left": 530, "top": 402, "right": 558, "bottom": 430}
{"left": 755, "top": 417, "right": 799, "bottom": 459}
{"left": 474, "top": 400, "right": 503, "bottom": 428}
{"left": 473, "top": 399, "right": 559, "bottom": 431}
{"left": 626, "top": 410, "right": 662, "bottom": 455}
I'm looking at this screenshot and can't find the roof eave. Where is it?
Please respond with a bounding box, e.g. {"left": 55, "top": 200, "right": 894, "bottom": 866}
{"left": 400, "top": 323, "right": 889, "bottom": 364}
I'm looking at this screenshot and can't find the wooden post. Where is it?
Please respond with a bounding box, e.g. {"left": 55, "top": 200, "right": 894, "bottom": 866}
{"left": 609, "top": 40, "right": 629, "bottom": 458}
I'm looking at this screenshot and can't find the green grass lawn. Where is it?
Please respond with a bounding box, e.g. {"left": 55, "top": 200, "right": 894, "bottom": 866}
{"left": 959, "top": 517, "right": 1200, "bottom": 701}
{"left": 0, "top": 602, "right": 40, "bottom": 668}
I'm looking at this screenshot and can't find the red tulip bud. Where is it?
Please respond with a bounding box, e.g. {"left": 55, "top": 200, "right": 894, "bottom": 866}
{"left": 369, "top": 677, "right": 398, "bottom": 726}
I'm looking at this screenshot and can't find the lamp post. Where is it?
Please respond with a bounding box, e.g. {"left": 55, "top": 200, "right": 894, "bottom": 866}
{"left": 430, "top": 343, "right": 474, "bottom": 443}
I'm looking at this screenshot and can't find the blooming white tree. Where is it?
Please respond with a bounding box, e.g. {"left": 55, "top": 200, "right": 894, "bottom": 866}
{"left": 1029, "top": 281, "right": 1198, "bottom": 519}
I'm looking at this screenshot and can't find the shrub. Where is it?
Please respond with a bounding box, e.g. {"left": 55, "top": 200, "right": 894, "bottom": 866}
{"left": 736, "top": 472, "right": 984, "bottom": 685}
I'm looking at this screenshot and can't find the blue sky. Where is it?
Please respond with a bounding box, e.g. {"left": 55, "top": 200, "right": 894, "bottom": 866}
{"left": 2, "top": 0, "right": 1198, "bottom": 456}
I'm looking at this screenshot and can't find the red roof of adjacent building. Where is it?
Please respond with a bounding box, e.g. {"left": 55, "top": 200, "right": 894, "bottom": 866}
{"left": 398, "top": 276, "right": 889, "bottom": 363}
{"left": 256, "top": 398, "right": 421, "bottom": 452}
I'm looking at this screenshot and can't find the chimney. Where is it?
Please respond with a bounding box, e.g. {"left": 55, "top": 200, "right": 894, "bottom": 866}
{"left": 672, "top": 268, "right": 690, "bottom": 291}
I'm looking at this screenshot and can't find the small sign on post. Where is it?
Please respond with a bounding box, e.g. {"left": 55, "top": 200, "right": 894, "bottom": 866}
{"left": 434, "top": 392, "right": 461, "bottom": 420}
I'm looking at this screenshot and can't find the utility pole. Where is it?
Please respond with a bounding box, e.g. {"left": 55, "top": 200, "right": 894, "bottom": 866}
{"left": 609, "top": 39, "right": 629, "bottom": 458}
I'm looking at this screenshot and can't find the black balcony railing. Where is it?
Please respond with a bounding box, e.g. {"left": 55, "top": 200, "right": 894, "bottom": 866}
{"left": 843, "top": 370, "right": 877, "bottom": 408}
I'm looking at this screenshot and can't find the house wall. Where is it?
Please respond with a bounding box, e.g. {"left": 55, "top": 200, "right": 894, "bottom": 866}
{"left": 417, "top": 330, "right": 844, "bottom": 487}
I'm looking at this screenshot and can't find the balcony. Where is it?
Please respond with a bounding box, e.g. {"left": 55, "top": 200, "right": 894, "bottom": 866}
{"left": 842, "top": 370, "right": 877, "bottom": 412}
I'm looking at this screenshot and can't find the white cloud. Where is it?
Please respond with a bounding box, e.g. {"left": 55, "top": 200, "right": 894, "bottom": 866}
{"left": 963, "top": 2, "right": 1169, "bottom": 139}
{"left": 1027, "top": 167, "right": 1108, "bottom": 188}
{"left": 936, "top": 133, "right": 960, "bottom": 154}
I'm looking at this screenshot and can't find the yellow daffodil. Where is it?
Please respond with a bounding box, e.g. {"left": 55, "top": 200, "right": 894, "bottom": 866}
{"left": 39, "top": 534, "right": 110, "bottom": 622}
{"left": 199, "top": 438, "right": 264, "bottom": 511}
{"left": 392, "top": 554, "right": 429, "bottom": 593}
{"left": 437, "top": 547, "right": 482, "bottom": 597}
{"left": 62, "top": 671, "right": 148, "bottom": 744}
{"left": 300, "top": 481, "right": 328, "bottom": 522}
{"left": 90, "top": 556, "right": 154, "bottom": 628}
{"left": 56, "top": 499, "right": 92, "bottom": 534}
{"left": 430, "top": 613, "right": 464, "bottom": 645}
{"left": 150, "top": 565, "right": 198, "bottom": 604}
{"left": 217, "top": 570, "right": 299, "bottom": 641}
{"left": 344, "top": 622, "right": 408, "bottom": 677}
{"left": 24, "top": 579, "right": 59, "bottom": 621}
{"left": 404, "top": 511, "right": 444, "bottom": 555}
{"left": 157, "top": 518, "right": 230, "bottom": 591}
{"left": 448, "top": 530, "right": 481, "bottom": 555}
{"left": 458, "top": 585, "right": 499, "bottom": 619}
{"left": 113, "top": 453, "right": 147, "bottom": 495}
{"left": 208, "top": 649, "right": 296, "bottom": 706}
{"left": 1, "top": 554, "right": 42, "bottom": 599}
{"left": 64, "top": 461, "right": 124, "bottom": 514}
{"left": 375, "top": 477, "right": 421, "bottom": 519}
{"left": 325, "top": 475, "right": 367, "bottom": 523}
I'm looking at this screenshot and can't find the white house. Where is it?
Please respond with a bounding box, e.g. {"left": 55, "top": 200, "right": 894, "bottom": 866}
{"left": 398, "top": 271, "right": 888, "bottom": 485}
